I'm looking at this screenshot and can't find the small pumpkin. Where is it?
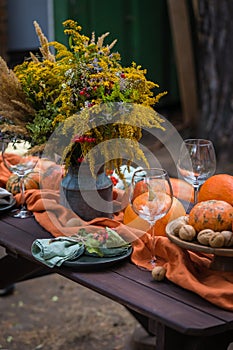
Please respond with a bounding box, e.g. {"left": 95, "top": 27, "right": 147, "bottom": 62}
{"left": 40, "top": 164, "right": 63, "bottom": 191}
{"left": 6, "top": 171, "right": 40, "bottom": 195}
{"left": 123, "top": 196, "right": 186, "bottom": 236}
{"left": 189, "top": 200, "right": 233, "bottom": 232}
{"left": 198, "top": 174, "right": 233, "bottom": 205}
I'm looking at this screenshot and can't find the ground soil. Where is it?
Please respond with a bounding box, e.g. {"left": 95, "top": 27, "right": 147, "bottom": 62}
{"left": 0, "top": 265, "right": 137, "bottom": 350}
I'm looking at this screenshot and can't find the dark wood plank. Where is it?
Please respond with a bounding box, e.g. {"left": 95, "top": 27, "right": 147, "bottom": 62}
{"left": 1, "top": 213, "right": 50, "bottom": 237}
{"left": 0, "top": 216, "right": 52, "bottom": 257}
{"left": 56, "top": 267, "right": 230, "bottom": 336}
{"left": 156, "top": 324, "right": 233, "bottom": 350}
{"left": 0, "top": 215, "right": 233, "bottom": 341}
{"left": 112, "top": 263, "right": 233, "bottom": 324}
{"left": 1, "top": 216, "right": 232, "bottom": 320}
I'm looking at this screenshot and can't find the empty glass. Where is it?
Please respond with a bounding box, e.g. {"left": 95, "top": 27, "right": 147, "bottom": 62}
{"left": 177, "top": 139, "right": 216, "bottom": 204}
{"left": 130, "top": 168, "right": 173, "bottom": 267}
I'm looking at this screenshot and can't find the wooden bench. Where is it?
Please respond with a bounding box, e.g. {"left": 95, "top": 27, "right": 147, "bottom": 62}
{"left": 0, "top": 213, "right": 233, "bottom": 350}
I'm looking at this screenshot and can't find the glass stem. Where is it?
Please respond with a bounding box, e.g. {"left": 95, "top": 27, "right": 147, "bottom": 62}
{"left": 150, "top": 223, "right": 156, "bottom": 267}
{"left": 193, "top": 183, "right": 199, "bottom": 205}
{"left": 19, "top": 176, "right": 26, "bottom": 210}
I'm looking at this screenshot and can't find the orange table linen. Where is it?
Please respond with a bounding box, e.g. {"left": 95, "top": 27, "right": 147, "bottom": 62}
{"left": 1, "top": 154, "right": 233, "bottom": 311}
{"left": 132, "top": 234, "right": 233, "bottom": 311}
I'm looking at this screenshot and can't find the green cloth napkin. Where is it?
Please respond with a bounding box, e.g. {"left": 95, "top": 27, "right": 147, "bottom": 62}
{"left": 31, "top": 237, "right": 85, "bottom": 268}
{"left": 31, "top": 227, "right": 131, "bottom": 268}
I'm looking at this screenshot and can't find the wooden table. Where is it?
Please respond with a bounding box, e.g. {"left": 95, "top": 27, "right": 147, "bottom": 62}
{"left": 0, "top": 213, "right": 233, "bottom": 350}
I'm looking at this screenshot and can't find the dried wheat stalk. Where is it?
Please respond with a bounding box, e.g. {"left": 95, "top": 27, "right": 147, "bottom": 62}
{"left": 0, "top": 57, "right": 35, "bottom": 137}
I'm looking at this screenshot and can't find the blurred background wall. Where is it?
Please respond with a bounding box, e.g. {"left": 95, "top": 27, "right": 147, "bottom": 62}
{"left": 1, "top": 0, "right": 232, "bottom": 172}
{"left": 1, "top": 0, "right": 181, "bottom": 110}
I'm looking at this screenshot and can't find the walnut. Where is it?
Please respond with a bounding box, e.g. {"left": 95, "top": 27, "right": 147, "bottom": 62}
{"left": 171, "top": 216, "right": 189, "bottom": 236}
{"left": 151, "top": 266, "right": 166, "bottom": 281}
{"left": 178, "top": 224, "right": 196, "bottom": 241}
{"left": 221, "top": 231, "right": 233, "bottom": 247}
{"left": 180, "top": 215, "right": 189, "bottom": 224}
{"left": 197, "top": 229, "right": 215, "bottom": 246}
{"left": 65, "top": 217, "right": 83, "bottom": 227}
{"left": 209, "top": 232, "right": 225, "bottom": 248}
{"left": 173, "top": 222, "right": 185, "bottom": 236}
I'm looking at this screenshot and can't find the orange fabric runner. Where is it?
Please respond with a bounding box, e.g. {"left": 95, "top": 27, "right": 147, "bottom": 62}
{"left": 1, "top": 154, "right": 233, "bottom": 311}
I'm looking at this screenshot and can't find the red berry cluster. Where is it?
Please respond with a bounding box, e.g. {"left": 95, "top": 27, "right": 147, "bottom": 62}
{"left": 92, "top": 231, "right": 109, "bottom": 243}
{"left": 110, "top": 176, "right": 118, "bottom": 186}
{"left": 72, "top": 135, "right": 97, "bottom": 163}
{"left": 85, "top": 101, "right": 95, "bottom": 108}
{"left": 105, "top": 169, "right": 118, "bottom": 186}
{"left": 79, "top": 87, "right": 90, "bottom": 98}
{"left": 72, "top": 135, "right": 96, "bottom": 143}
{"left": 105, "top": 169, "right": 114, "bottom": 176}
{"left": 77, "top": 156, "right": 84, "bottom": 163}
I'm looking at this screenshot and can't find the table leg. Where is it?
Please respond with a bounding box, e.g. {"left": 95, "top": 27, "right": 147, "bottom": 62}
{"left": 0, "top": 253, "right": 52, "bottom": 292}
{"left": 126, "top": 307, "right": 154, "bottom": 335}
{"left": 125, "top": 308, "right": 233, "bottom": 350}
{"left": 156, "top": 323, "right": 233, "bottom": 350}
{"left": 125, "top": 308, "right": 157, "bottom": 349}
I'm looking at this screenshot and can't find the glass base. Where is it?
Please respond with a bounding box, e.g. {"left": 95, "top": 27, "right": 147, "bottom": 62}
{"left": 135, "top": 258, "right": 157, "bottom": 271}
{"left": 150, "top": 257, "right": 157, "bottom": 268}
{"left": 10, "top": 208, "right": 34, "bottom": 219}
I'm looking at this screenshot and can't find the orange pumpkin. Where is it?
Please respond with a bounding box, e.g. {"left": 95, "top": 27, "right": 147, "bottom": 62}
{"left": 189, "top": 200, "right": 233, "bottom": 232}
{"left": 131, "top": 180, "right": 148, "bottom": 201}
{"left": 198, "top": 174, "right": 233, "bottom": 206}
{"left": 35, "top": 159, "right": 58, "bottom": 172}
{"left": 6, "top": 171, "right": 40, "bottom": 195}
{"left": 132, "top": 177, "right": 194, "bottom": 203}
{"left": 170, "top": 178, "right": 194, "bottom": 203}
{"left": 123, "top": 196, "right": 186, "bottom": 236}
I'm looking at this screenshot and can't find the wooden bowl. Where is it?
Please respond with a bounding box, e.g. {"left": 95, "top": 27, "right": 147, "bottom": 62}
{"left": 166, "top": 218, "right": 233, "bottom": 271}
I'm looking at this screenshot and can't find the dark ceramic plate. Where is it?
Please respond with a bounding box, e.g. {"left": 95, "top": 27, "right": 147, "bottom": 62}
{"left": 0, "top": 198, "right": 16, "bottom": 212}
{"left": 62, "top": 247, "right": 132, "bottom": 271}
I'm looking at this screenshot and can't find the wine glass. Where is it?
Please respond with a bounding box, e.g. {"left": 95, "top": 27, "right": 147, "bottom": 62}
{"left": 177, "top": 139, "right": 216, "bottom": 205}
{"left": 1, "top": 140, "right": 39, "bottom": 218}
{"left": 130, "top": 168, "right": 173, "bottom": 267}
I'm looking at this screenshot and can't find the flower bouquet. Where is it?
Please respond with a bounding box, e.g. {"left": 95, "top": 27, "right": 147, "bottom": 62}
{"left": 0, "top": 19, "right": 167, "bottom": 219}
{"left": 0, "top": 19, "right": 166, "bottom": 178}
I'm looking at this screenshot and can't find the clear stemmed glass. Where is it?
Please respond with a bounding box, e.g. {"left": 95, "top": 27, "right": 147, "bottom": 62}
{"left": 177, "top": 139, "right": 216, "bottom": 205}
{"left": 130, "top": 168, "right": 173, "bottom": 267}
{"left": 1, "top": 141, "right": 40, "bottom": 218}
